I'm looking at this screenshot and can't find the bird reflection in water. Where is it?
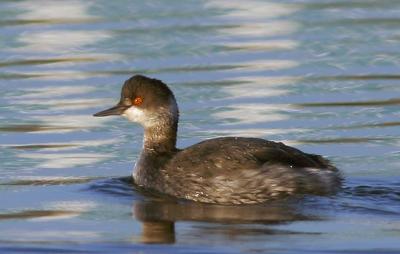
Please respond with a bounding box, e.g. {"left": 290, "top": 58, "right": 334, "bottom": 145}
{"left": 132, "top": 198, "right": 316, "bottom": 244}
{"left": 138, "top": 220, "right": 175, "bottom": 244}
{"left": 89, "top": 177, "right": 318, "bottom": 244}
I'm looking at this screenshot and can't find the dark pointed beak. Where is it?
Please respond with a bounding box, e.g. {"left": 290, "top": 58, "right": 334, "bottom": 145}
{"left": 93, "top": 104, "right": 128, "bottom": 117}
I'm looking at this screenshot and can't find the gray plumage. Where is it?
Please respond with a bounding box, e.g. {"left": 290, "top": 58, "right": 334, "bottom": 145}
{"left": 94, "top": 75, "right": 342, "bottom": 205}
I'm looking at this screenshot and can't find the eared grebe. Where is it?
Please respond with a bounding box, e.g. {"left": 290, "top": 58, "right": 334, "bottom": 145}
{"left": 94, "top": 75, "right": 341, "bottom": 204}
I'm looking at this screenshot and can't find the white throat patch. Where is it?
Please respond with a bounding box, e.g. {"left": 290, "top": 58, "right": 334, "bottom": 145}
{"left": 122, "top": 106, "right": 146, "bottom": 124}
{"left": 122, "top": 97, "right": 178, "bottom": 127}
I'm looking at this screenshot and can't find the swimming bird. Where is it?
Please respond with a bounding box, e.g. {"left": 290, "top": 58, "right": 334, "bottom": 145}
{"left": 94, "top": 75, "right": 341, "bottom": 204}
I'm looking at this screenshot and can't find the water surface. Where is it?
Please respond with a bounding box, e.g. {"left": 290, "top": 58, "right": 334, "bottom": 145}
{"left": 1, "top": 0, "right": 400, "bottom": 253}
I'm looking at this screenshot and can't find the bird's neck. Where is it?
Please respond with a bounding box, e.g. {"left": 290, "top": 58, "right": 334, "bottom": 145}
{"left": 133, "top": 119, "right": 178, "bottom": 188}
{"left": 142, "top": 118, "right": 178, "bottom": 154}
{"left": 133, "top": 102, "right": 179, "bottom": 187}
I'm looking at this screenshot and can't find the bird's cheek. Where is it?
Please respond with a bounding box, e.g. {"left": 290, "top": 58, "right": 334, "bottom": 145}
{"left": 122, "top": 106, "right": 146, "bottom": 124}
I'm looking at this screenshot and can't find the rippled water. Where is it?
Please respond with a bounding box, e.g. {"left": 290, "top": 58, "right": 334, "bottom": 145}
{"left": 1, "top": 0, "right": 400, "bottom": 253}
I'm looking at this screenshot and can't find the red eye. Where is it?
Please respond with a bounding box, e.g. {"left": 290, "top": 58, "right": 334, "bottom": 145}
{"left": 133, "top": 97, "right": 143, "bottom": 106}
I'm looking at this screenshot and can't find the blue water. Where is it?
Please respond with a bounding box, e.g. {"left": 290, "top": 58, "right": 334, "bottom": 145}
{"left": 1, "top": 0, "right": 400, "bottom": 253}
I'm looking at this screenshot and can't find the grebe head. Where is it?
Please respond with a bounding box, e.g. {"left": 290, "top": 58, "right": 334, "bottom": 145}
{"left": 93, "top": 75, "right": 178, "bottom": 128}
